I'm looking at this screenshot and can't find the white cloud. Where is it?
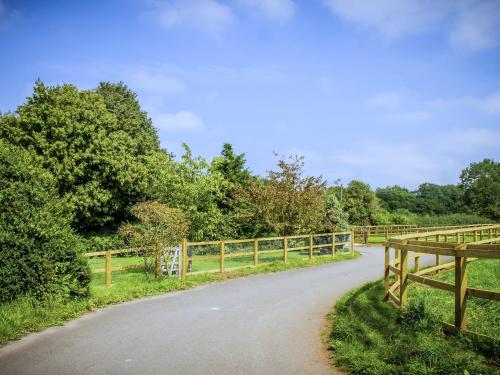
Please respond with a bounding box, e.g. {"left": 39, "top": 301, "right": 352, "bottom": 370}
{"left": 148, "top": 0, "right": 234, "bottom": 36}
{"left": 329, "top": 127, "right": 500, "bottom": 188}
{"left": 380, "top": 110, "right": 430, "bottom": 124}
{"left": 366, "top": 91, "right": 405, "bottom": 108}
{"left": 430, "top": 91, "right": 500, "bottom": 115}
{"left": 153, "top": 110, "right": 205, "bottom": 132}
{"left": 476, "top": 92, "right": 500, "bottom": 114}
{"left": 322, "top": 0, "right": 446, "bottom": 39}
{"left": 450, "top": 1, "right": 500, "bottom": 52}
{"left": 322, "top": 0, "right": 500, "bottom": 52}
{"left": 128, "top": 70, "right": 187, "bottom": 95}
{"left": 236, "top": 0, "right": 296, "bottom": 21}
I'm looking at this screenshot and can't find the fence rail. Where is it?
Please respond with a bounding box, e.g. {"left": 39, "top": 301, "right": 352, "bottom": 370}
{"left": 85, "top": 231, "right": 355, "bottom": 287}
{"left": 383, "top": 224, "right": 500, "bottom": 336}
{"left": 354, "top": 223, "right": 494, "bottom": 243}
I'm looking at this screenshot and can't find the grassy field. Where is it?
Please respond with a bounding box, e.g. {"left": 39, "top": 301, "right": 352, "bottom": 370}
{"left": 328, "top": 258, "right": 500, "bottom": 374}
{"left": 0, "top": 250, "right": 358, "bottom": 344}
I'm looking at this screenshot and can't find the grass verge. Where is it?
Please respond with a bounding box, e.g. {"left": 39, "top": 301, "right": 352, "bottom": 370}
{"left": 0, "top": 251, "right": 359, "bottom": 345}
{"left": 328, "top": 258, "right": 500, "bottom": 375}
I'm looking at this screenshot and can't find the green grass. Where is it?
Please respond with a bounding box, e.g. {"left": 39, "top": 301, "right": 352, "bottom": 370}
{"left": 328, "top": 259, "right": 500, "bottom": 375}
{"left": 0, "top": 250, "right": 359, "bottom": 344}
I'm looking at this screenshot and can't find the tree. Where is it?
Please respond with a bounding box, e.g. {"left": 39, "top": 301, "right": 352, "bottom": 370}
{"left": 376, "top": 185, "right": 417, "bottom": 212}
{"left": 1, "top": 81, "right": 161, "bottom": 231}
{"left": 414, "top": 183, "right": 464, "bottom": 215}
{"left": 235, "top": 155, "right": 326, "bottom": 236}
{"left": 322, "top": 188, "right": 349, "bottom": 231}
{"left": 460, "top": 159, "right": 500, "bottom": 219}
{"left": 342, "top": 180, "right": 378, "bottom": 225}
{"left": 211, "top": 143, "right": 252, "bottom": 212}
{"left": 119, "top": 202, "right": 189, "bottom": 279}
{"left": 147, "top": 144, "right": 232, "bottom": 241}
{"left": 0, "top": 140, "right": 90, "bottom": 302}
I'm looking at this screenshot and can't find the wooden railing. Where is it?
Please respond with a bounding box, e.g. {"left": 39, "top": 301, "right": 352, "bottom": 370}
{"left": 354, "top": 223, "right": 493, "bottom": 243}
{"left": 85, "top": 231, "right": 355, "bottom": 287}
{"left": 383, "top": 224, "right": 500, "bottom": 335}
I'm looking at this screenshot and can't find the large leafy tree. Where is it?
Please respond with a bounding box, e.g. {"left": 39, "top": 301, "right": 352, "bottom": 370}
{"left": 235, "top": 155, "right": 326, "bottom": 236}
{"left": 211, "top": 143, "right": 251, "bottom": 212}
{"left": 376, "top": 185, "right": 417, "bottom": 212}
{"left": 147, "top": 145, "right": 231, "bottom": 241}
{"left": 460, "top": 159, "right": 500, "bottom": 219}
{"left": 342, "top": 180, "right": 378, "bottom": 225}
{"left": 414, "top": 183, "right": 464, "bottom": 215}
{"left": 0, "top": 140, "right": 90, "bottom": 302}
{"left": 1, "top": 81, "right": 161, "bottom": 231}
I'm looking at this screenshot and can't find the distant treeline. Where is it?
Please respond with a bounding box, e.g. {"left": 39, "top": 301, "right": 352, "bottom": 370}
{"left": 0, "top": 80, "right": 498, "bottom": 302}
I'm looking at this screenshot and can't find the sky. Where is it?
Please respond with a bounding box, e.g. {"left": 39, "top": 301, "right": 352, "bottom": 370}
{"left": 0, "top": 0, "right": 499, "bottom": 189}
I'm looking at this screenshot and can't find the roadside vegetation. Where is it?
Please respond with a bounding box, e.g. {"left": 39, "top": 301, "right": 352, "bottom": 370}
{"left": 0, "top": 250, "right": 358, "bottom": 344}
{"left": 0, "top": 80, "right": 498, "bottom": 345}
{"left": 328, "top": 259, "right": 500, "bottom": 374}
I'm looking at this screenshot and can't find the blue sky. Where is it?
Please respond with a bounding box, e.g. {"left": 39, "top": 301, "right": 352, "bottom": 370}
{"left": 1, "top": 0, "right": 499, "bottom": 189}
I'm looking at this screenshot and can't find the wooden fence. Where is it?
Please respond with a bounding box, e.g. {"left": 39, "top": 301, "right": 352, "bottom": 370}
{"left": 354, "top": 223, "right": 493, "bottom": 243}
{"left": 85, "top": 231, "right": 354, "bottom": 287}
{"left": 383, "top": 224, "right": 500, "bottom": 335}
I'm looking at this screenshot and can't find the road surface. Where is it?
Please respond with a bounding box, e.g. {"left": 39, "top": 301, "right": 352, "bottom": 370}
{"left": 0, "top": 247, "right": 439, "bottom": 375}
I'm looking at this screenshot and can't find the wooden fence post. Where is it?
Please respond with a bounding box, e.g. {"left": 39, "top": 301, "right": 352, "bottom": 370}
{"left": 253, "top": 239, "right": 258, "bottom": 266}
{"left": 474, "top": 230, "right": 478, "bottom": 242}
{"left": 350, "top": 231, "right": 354, "bottom": 255}
{"left": 219, "top": 241, "right": 225, "bottom": 273}
{"left": 395, "top": 248, "right": 400, "bottom": 284}
{"left": 384, "top": 246, "right": 390, "bottom": 298}
{"left": 332, "top": 233, "right": 335, "bottom": 256}
{"left": 400, "top": 245, "right": 408, "bottom": 305}
{"left": 181, "top": 238, "right": 188, "bottom": 280}
{"left": 414, "top": 256, "right": 420, "bottom": 273}
{"left": 155, "top": 243, "right": 161, "bottom": 278}
{"left": 283, "top": 237, "right": 288, "bottom": 263}
{"left": 309, "top": 235, "right": 313, "bottom": 260}
{"left": 105, "top": 251, "right": 111, "bottom": 288}
{"left": 454, "top": 255, "right": 468, "bottom": 330}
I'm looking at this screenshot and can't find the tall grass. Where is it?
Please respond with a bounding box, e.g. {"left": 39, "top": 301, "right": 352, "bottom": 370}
{"left": 329, "top": 259, "right": 500, "bottom": 374}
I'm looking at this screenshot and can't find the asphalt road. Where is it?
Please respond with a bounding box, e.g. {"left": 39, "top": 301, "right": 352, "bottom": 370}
{"left": 0, "top": 247, "right": 440, "bottom": 375}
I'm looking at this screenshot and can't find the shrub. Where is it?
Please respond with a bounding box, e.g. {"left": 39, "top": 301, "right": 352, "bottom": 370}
{"left": 0, "top": 140, "right": 90, "bottom": 302}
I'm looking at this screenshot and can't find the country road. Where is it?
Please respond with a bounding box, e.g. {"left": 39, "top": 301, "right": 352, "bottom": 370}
{"left": 0, "top": 247, "right": 440, "bottom": 375}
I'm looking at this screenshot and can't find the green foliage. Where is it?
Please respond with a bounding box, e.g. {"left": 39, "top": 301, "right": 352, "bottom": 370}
{"left": 148, "top": 145, "right": 232, "bottom": 240}
{"left": 460, "top": 159, "right": 500, "bottom": 220}
{"left": 322, "top": 188, "right": 350, "bottom": 231}
{"left": 119, "top": 201, "right": 189, "bottom": 279}
{"left": 342, "top": 180, "right": 379, "bottom": 225}
{"left": 235, "top": 155, "right": 326, "bottom": 236}
{"left": 0, "top": 140, "right": 90, "bottom": 302}
{"left": 376, "top": 185, "right": 417, "bottom": 212}
{"left": 414, "top": 183, "right": 464, "bottom": 215}
{"left": 2, "top": 81, "right": 160, "bottom": 231}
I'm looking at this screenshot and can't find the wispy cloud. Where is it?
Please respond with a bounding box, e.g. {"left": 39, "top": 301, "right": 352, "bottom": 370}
{"left": 449, "top": 1, "right": 500, "bottom": 52}
{"left": 236, "top": 0, "right": 296, "bottom": 22}
{"left": 128, "top": 70, "right": 187, "bottom": 95}
{"left": 153, "top": 110, "right": 205, "bottom": 132}
{"left": 430, "top": 91, "right": 500, "bottom": 115}
{"left": 329, "top": 127, "right": 500, "bottom": 188}
{"left": 322, "top": 0, "right": 446, "bottom": 39}
{"left": 322, "top": 0, "right": 500, "bottom": 52}
{"left": 367, "top": 89, "right": 500, "bottom": 126}
{"left": 146, "top": 0, "right": 235, "bottom": 37}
